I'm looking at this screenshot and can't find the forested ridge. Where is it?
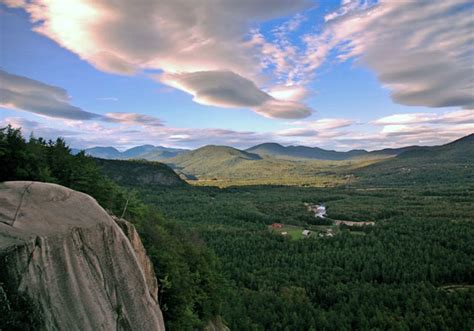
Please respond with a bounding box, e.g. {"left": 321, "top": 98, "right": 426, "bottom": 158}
{"left": 1, "top": 126, "right": 473, "bottom": 330}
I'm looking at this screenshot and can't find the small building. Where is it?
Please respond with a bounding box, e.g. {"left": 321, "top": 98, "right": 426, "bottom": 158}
{"left": 281, "top": 231, "right": 288, "bottom": 236}
{"left": 271, "top": 223, "right": 284, "bottom": 228}
{"left": 302, "top": 229, "right": 311, "bottom": 236}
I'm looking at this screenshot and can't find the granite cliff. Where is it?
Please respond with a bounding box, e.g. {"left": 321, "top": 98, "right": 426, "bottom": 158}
{"left": 0, "top": 181, "right": 165, "bottom": 330}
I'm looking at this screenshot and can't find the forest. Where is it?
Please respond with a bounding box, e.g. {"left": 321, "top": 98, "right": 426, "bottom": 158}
{"left": 1, "top": 126, "right": 473, "bottom": 330}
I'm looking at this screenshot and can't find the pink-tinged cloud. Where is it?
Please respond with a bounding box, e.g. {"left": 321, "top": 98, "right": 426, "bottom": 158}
{"left": 2, "top": 114, "right": 472, "bottom": 151}
{"left": 5, "top": 0, "right": 314, "bottom": 118}
{"left": 160, "top": 70, "right": 312, "bottom": 119}
{"left": 317, "top": 0, "right": 474, "bottom": 110}
{"left": 104, "top": 112, "right": 164, "bottom": 127}
{"left": 373, "top": 110, "right": 474, "bottom": 126}
{"left": 278, "top": 118, "right": 356, "bottom": 137}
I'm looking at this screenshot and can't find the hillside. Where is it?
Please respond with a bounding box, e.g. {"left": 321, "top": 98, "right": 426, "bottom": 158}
{"left": 94, "top": 158, "right": 186, "bottom": 187}
{"left": 164, "top": 145, "right": 381, "bottom": 186}
{"left": 167, "top": 145, "right": 261, "bottom": 176}
{"left": 354, "top": 133, "right": 474, "bottom": 186}
{"left": 246, "top": 143, "right": 419, "bottom": 161}
{"left": 138, "top": 147, "right": 189, "bottom": 161}
{"left": 246, "top": 143, "right": 367, "bottom": 160}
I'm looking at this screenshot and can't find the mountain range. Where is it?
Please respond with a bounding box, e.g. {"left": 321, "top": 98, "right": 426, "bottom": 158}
{"left": 75, "top": 140, "right": 424, "bottom": 162}
{"left": 72, "top": 145, "right": 189, "bottom": 160}
{"left": 75, "top": 133, "right": 473, "bottom": 186}
{"left": 245, "top": 143, "right": 423, "bottom": 160}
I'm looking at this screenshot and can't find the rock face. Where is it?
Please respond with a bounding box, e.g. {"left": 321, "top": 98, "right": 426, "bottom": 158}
{"left": 94, "top": 158, "right": 186, "bottom": 187}
{"left": 0, "top": 181, "right": 165, "bottom": 330}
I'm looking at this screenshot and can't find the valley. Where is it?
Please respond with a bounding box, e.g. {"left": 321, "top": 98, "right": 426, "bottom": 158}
{"left": 1, "top": 127, "right": 473, "bottom": 330}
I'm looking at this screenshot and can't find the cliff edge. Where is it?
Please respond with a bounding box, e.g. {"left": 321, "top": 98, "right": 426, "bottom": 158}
{"left": 0, "top": 181, "right": 165, "bottom": 330}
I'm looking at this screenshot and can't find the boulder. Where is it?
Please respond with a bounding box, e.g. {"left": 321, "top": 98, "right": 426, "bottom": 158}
{"left": 0, "top": 181, "right": 165, "bottom": 330}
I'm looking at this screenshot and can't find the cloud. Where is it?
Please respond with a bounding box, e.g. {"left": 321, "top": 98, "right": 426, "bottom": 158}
{"left": 2, "top": 112, "right": 471, "bottom": 152}
{"left": 278, "top": 118, "right": 356, "bottom": 136}
{"left": 5, "top": 0, "right": 314, "bottom": 118}
{"left": 0, "top": 69, "right": 100, "bottom": 120}
{"left": 319, "top": 0, "right": 474, "bottom": 110}
{"left": 267, "top": 85, "right": 310, "bottom": 102}
{"left": 160, "top": 71, "right": 270, "bottom": 108}
{"left": 160, "top": 70, "right": 311, "bottom": 119}
{"left": 306, "top": 118, "right": 355, "bottom": 130}
{"left": 97, "top": 97, "right": 118, "bottom": 102}
{"left": 0, "top": 69, "right": 166, "bottom": 126}
{"left": 1, "top": 116, "right": 279, "bottom": 149}
{"left": 277, "top": 127, "right": 318, "bottom": 137}
{"left": 2, "top": 116, "right": 82, "bottom": 139}
{"left": 373, "top": 110, "right": 474, "bottom": 125}
{"left": 104, "top": 112, "right": 164, "bottom": 127}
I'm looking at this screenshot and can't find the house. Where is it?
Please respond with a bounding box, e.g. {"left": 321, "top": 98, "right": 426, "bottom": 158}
{"left": 302, "top": 229, "right": 311, "bottom": 236}
{"left": 315, "top": 204, "right": 326, "bottom": 218}
{"left": 325, "top": 229, "right": 335, "bottom": 237}
{"left": 271, "top": 223, "right": 284, "bottom": 228}
{"left": 281, "top": 232, "right": 288, "bottom": 236}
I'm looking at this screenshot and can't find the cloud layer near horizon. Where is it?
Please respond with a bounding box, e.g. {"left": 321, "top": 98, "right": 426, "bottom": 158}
{"left": 3, "top": 0, "right": 314, "bottom": 119}
{"left": 2, "top": 108, "right": 471, "bottom": 152}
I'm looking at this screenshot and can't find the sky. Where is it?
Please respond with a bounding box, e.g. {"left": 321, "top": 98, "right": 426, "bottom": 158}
{"left": 0, "top": 0, "right": 473, "bottom": 151}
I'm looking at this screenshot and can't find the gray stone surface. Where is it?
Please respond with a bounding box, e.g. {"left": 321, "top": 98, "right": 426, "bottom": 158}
{"left": 0, "top": 181, "right": 165, "bottom": 331}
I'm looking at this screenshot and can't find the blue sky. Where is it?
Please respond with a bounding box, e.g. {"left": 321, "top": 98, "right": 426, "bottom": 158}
{"left": 0, "top": 0, "right": 472, "bottom": 150}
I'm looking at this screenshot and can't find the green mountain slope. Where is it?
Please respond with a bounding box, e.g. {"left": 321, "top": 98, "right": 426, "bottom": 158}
{"left": 354, "top": 133, "right": 474, "bottom": 186}
{"left": 167, "top": 145, "right": 261, "bottom": 176}
{"left": 246, "top": 143, "right": 367, "bottom": 160}
{"left": 94, "top": 158, "right": 187, "bottom": 187}
{"left": 246, "top": 143, "right": 419, "bottom": 160}
{"left": 138, "top": 147, "right": 189, "bottom": 161}
{"left": 165, "top": 145, "right": 381, "bottom": 186}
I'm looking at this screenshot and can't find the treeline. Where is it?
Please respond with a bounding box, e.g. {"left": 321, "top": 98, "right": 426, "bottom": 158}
{"left": 0, "top": 126, "right": 223, "bottom": 330}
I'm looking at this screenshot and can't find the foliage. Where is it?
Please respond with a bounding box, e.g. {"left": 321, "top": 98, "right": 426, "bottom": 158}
{"left": 93, "top": 158, "right": 186, "bottom": 187}
{"left": 0, "top": 126, "right": 222, "bottom": 330}
{"left": 141, "top": 183, "right": 474, "bottom": 330}
{"left": 2, "top": 126, "right": 473, "bottom": 330}
{"left": 166, "top": 144, "right": 379, "bottom": 187}
{"left": 0, "top": 283, "right": 43, "bottom": 330}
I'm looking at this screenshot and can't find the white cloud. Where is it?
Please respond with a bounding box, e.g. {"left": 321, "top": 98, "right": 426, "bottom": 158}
{"left": 97, "top": 97, "right": 118, "bottom": 102}
{"left": 5, "top": 0, "right": 314, "bottom": 119}
{"left": 160, "top": 70, "right": 311, "bottom": 119}
{"left": 278, "top": 118, "right": 356, "bottom": 137}
{"left": 267, "top": 85, "right": 310, "bottom": 102}
{"left": 2, "top": 113, "right": 471, "bottom": 151}
{"left": 104, "top": 112, "right": 164, "bottom": 127}
{"left": 317, "top": 0, "right": 474, "bottom": 110}
{"left": 373, "top": 110, "right": 474, "bottom": 125}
